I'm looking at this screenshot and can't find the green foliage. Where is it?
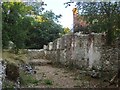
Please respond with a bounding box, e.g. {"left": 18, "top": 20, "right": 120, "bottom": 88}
{"left": 2, "top": 2, "right": 64, "bottom": 49}
{"left": 43, "top": 79, "right": 53, "bottom": 85}
{"left": 63, "top": 27, "right": 71, "bottom": 34}
{"left": 25, "top": 11, "right": 63, "bottom": 49}
{"left": 2, "top": 2, "right": 32, "bottom": 48}
{"left": 19, "top": 71, "right": 39, "bottom": 86}
{"left": 2, "top": 80, "right": 14, "bottom": 90}
{"left": 76, "top": 2, "right": 120, "bottom": 45}
{"left": 65, "top": 2, "right": 120, "bottom": 45}
{"left": 26, "top": 2, "right": 47, "bottom": 15}
{"left": 43, "top": 10, "right": 62, "bottom": 23}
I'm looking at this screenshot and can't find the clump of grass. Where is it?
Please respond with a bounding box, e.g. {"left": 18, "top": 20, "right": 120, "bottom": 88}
{"left": 43, "top": 79, "right": 53, "bottom": 85}
{"left": 19, "top": 71, "right": 39, "bottom": 86}
{"left": 2, "top": 80, "right": 15, "bottom": 90}
{"left": 3, "top": 50, "right": 27, "bottom": 65}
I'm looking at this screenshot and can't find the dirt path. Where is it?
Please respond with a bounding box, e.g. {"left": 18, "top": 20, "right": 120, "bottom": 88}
{"left": 29, "top": 59, "right": 111, "bottom": 88}
{"left": 35, "top": 65, "right": 84, "bottom": 88}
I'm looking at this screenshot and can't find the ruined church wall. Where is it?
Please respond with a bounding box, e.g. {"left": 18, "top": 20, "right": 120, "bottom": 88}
{"left": 27, "top": 32, "right": 119, "bottom": 71}
{"left": 43, "top": 33, "right": 105, "bottom": 70}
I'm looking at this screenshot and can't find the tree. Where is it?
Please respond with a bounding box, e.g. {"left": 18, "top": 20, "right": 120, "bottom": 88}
{"left": 43, "top": 10, "right": 62, "bottom": 23}
{"left": 25, "top": 11, "right": 63, "bottom": 49}
{"left": 65, "top": 2, "right": 120, "bottom": 45}
{"left": 64, "top": 27, "right": 71, "bottom": 33}
{"left": 2, "top": 2, "right": 64, "bottom": 49}
{"left": 25, "top": 1, "right": 47, "bottom": 15}
{"left": 2, "top": 2, "right": 32, "bottom": 48}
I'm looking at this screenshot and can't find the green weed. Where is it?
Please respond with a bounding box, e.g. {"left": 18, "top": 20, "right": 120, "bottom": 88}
{"left": 44, "top": 79, "right": 53, "bottom": 85}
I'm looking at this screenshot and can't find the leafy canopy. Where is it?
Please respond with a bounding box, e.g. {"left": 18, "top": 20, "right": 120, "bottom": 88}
{"left": 2, "top": 2, "right": 64, "bottom": 49}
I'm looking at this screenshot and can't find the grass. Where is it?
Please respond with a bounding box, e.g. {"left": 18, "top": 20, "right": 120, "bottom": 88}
{"left": 2, "top": 49, "right": 27, "bottom": 65}
{"left": 19, "top": 71, "right": 39, "bottom": 86}
{"left": 2, "top": 80, "right": 15, "bottom": 90}
{"left": 43, "top": 79, "right": 53, "bottom": 85}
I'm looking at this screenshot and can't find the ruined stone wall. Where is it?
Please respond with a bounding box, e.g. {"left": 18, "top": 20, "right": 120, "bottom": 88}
{"left": 44, "top": 33, "right": 103, "bottom": 69}
{"left": 27, "top": 49, "right": 45, "bottom": 60}
{"left": 27, "top": 32, "right": 119, "bottom": 72}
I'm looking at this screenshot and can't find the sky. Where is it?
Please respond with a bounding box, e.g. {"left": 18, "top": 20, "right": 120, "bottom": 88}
{"left": 44, "top": 0, "right": 76, "bottom": 29}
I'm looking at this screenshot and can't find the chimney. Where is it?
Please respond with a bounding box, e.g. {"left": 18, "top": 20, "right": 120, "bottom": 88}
{"left": 72, "top": 8, "right": 79, "bottom": 33}
{"left": 73, "top": 8, "right": 89, "bottom": 33}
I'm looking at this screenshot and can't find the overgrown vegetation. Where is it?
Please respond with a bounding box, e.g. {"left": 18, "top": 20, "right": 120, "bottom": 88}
{"left": 2, "top": 50, "right": 39, "bottom": 88}
{"left": 2, "top": 2, "right": 68, "bottom": 49}
{"left": 3, "top": 49, "right": 27, "bottom": 65}
{"left": 43, "top": 79, "right": 53, "bottom": 85}
{"left": 2, "top": 70, "right": 39, "bottom": 89}
{"left": 19, "top": 71, "right": 39, "bottom": 86}
{"left": 2, "top": 80, "right": 15, "bottom": 90}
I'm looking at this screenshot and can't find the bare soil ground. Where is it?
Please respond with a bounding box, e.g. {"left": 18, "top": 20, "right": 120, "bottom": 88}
{"left": 31, "top": 59, "right": 115, "bottom": 88}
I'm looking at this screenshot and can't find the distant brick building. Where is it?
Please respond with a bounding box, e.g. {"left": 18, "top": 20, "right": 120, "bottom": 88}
{"left": 72, "top": 8, "right": 88, "bottom": 33}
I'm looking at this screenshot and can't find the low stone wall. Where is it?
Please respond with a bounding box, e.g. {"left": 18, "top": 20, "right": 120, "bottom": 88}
{"left": 27, "top": 49, "right": 45, "bottom": 60}
{"left": 28, "top": 32, "right": 119, "bottom": 72}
